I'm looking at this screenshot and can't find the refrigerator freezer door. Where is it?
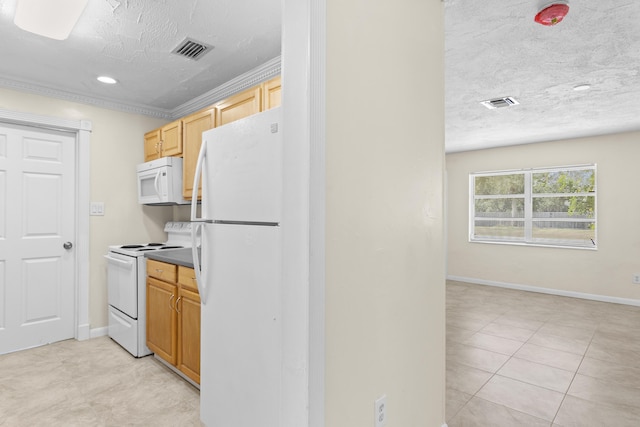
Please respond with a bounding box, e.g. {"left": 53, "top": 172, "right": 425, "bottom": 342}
{"left": 202, "top": 107, "right": 282, "bottom": 224}
{"left": 200, "top": 223, "right": 282, "bottom": 427}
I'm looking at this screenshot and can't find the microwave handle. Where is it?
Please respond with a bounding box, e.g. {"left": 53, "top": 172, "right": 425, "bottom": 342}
{"left": 153, "top": 170, "right": 162, "bottom": 196}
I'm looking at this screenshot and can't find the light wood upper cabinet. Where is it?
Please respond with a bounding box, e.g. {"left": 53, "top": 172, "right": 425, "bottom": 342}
{"left": 144, "top": 120, "right": 183, "bottom": 161}
{"left": 215, "top": 86, "right": 262, "bottom": 127}
{"left": 144, "top": 75, "right": 281, "bottom": 195}
{"left": 262, "top": 76, "right": 281, "bottom": 110}
{"left": 144, "top": 129, "right": 161, "bottom": 162}
{"left": 182, "top": 108, "right": 215, "bottom": 200}
{"left": 160, "top": 120, "right": 183, "bottom": 157}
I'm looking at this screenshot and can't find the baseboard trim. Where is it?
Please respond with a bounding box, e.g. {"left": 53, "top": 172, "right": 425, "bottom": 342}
{"left": 76, "top": 323, "right": 91, "bottom": 341}
{"left": 153, "top": 354, "right": 200, "bottom": 390}
{"left": 446, "top": 275, "right": 640, "bottom": 307}
{"left": 90, "top": 326, "right": 108, "bottom": 339}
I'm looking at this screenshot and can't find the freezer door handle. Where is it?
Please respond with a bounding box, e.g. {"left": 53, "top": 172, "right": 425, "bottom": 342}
{"left": 191, "top": 222, "right": 207, "bottom": 305}
{"left": 191, "top": 137, "right": 207, "bottom": 222}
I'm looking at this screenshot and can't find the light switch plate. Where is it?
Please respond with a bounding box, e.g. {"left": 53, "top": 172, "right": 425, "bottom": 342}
{"left": 90, "top": 202, "right": 105, "bottom": 216}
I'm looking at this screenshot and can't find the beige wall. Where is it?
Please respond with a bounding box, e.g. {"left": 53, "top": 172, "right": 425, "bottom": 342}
{"left": 447, "top": 131, "right": 640, "bottom": 303}
{"left": 325, "top": 0, "right": 445, "bottom": 425}
{"left": 0, "top": 87, "right": 173, "bottom": 329}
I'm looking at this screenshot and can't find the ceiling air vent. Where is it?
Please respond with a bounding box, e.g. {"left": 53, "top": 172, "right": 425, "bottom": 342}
{"left": 480, "top": 96, "right": 519, "bottom": 110}
{"left": 171, "top": 38, "right": 213, "bottom": 61}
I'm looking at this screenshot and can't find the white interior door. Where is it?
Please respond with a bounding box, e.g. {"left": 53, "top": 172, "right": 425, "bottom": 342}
{"left": 0, "top": 123, "right": 76, "bottom": 354}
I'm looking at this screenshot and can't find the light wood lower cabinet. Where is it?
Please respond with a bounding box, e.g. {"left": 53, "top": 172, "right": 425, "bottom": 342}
{"left": 146, "top": 260, "right": 201, "bottom": 384}
{"left": 146, "top": 276, "right": 177, "bottom": 364}
{"left": 176, "top": 266, "right": 201, "bottom": 384}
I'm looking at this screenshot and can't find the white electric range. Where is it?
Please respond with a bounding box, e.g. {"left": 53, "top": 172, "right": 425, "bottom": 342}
{"left": 105, "top": 221, "right": 193, "bottom": 357}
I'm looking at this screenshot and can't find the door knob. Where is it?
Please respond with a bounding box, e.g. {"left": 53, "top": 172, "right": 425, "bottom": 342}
{"left": 63, "top": 242, "right": 73, "bottom": 250}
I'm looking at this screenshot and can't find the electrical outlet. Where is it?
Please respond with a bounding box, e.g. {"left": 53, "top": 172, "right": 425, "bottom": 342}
{"left": 375, "top": 395, "right": 387, "bottom": 427}
{"left": 633, "top": 274, "right": 640, "bottom": 284}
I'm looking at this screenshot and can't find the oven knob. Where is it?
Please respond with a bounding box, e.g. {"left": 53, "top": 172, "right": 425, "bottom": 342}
{"left": 63, "top": 242, "right": 73, "bottom": 250}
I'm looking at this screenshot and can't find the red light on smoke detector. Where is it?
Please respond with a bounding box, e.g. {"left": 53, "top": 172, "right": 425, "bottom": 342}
{"left": 535, "top": 3, "right": 570, "bottom": 26}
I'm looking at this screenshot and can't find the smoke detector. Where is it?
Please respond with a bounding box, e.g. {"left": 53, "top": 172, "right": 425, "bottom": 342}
{"left": 535, "top": 1, "right": 570, "bottom": 26}
{"left": 480, "top": 97, "right": 520, "bottom": 110}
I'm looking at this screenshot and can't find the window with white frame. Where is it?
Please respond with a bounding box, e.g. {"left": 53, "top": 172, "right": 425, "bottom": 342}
{"left": 470, "top": 165, "right": 597, "bottom": 249}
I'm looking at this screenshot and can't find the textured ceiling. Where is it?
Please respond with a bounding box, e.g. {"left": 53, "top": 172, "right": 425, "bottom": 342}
{"left": 0, "top": 0, "right": 281, "bottom": 116}
{"left": 0, "top": 1, "right": 637, "bottom": 152}
{"left": 445, "top": 0, "right": 640, "bottom": 152}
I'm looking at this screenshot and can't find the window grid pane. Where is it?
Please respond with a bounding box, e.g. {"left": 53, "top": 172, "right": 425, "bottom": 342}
{"left": 470, "top": 165, "right": 596, "bottom": 249}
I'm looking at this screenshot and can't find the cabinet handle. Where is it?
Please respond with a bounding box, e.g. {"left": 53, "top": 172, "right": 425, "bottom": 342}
{"left": 155, "top": 269, "right": 163, "bottom": 273}
{"left": 175, "top": 296, "right": 182, "bottom": 314}
{"left": 169, "top": 294, "right": 175, "bottom": 310}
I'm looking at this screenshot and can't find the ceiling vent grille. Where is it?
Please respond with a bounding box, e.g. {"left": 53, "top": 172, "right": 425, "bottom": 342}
{"left": 480, "top": 96, "right": 520, "bottom": 110}
{"left": 171, "top": 38, "right": 213, "bottom": 61}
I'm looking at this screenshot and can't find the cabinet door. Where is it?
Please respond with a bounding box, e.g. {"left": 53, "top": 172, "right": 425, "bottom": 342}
{"left": 262, "top": 76, "right": 281, "bottom": 110}
{"left": 161, "top": 120, "right": 183, "bottom": 157}
{"left": 177, "top": 286, "right": 201, "bottom": 384}
{"left": 182, "top": 109, "right": 215, "bottom": 200}
{"left": 144, "top": 129, "right": 161, "bottom": 162}
{"left": 146, "top": 277, "right": 178, "bottom": 364}
{"left": 215, "top": 86, "right": 262, "bottom": 127}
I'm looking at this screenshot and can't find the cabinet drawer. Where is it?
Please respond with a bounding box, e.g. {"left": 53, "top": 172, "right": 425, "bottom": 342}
{"left": 147, "top": 259, "right": 177, "bottom": 282}
{"left": 178, "top": 266, "right": 198, "bottom": 293}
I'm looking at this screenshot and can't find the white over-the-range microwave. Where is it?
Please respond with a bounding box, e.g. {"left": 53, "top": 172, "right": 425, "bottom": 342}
{"left": 136, "top": 157, "right": 189, "bottom": 205}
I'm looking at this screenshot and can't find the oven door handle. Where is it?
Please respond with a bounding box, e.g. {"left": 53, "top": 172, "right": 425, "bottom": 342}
{"left": 104, "top": 254, "right": 134, "bottom": 268}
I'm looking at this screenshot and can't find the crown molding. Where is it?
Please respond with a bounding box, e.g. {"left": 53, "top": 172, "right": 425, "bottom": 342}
{"left": 0, "top": 56, "right": 281, "bottom": 122}
{"left": 0, "top": 75, "right": 172, "bottom": 119}
{"left": 169, "top": 56, "right": 282, "bottom": 119}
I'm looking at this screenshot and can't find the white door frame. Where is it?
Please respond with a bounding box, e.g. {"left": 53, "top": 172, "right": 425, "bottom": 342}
{"left": 281, "top": 0, "right": 326, "bottom": 425}
{"left": 0, "top": 108, "right": 91, "bottom": 341}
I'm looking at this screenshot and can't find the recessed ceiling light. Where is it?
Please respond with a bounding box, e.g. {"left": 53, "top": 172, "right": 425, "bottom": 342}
{"left": 97, "top": 76, "right": 117, "bottom": 84}
{"left": 573, "top": 84, "right": 591, "bottom": 91}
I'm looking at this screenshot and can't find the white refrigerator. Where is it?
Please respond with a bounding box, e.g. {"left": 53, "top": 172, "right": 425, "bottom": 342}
{"left": 190, "top": 107, "right": 283, "bottom": 427}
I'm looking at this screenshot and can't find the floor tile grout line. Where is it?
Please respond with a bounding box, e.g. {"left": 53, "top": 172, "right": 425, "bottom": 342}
{"left": 549, "top": 321, "right": 598, "bottom": 425}
{"left": 460, "top": 308, "right": 563, "bottom": 421}
{"left": 445, "top": 281, "right": 640, "bottom": 425}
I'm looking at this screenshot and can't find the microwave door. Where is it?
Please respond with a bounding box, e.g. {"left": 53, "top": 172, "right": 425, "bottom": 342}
{"left": 138, "top": 169, "right": 165, "bottom": 203}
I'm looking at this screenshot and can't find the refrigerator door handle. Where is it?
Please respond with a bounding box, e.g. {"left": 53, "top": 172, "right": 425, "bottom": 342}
{"left": 190, "top": 137, "right": 207, "bottom": 222}
{"left": 191, "top": 222, "right": 207, "bottom": 305}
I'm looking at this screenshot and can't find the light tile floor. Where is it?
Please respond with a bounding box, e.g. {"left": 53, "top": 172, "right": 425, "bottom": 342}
{"left": 0, "top": 337, "right": 202, "bottom": 426}
{"left": 4, "top": 283, "right": 639, "bottom": 426}
{"left": 446, "top": 280, "right": 640, "bottom": 427}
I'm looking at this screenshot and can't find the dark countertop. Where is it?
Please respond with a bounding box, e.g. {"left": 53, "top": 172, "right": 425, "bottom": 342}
{"left": 144, "top": 247, "right": 198, "bottom": 268}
